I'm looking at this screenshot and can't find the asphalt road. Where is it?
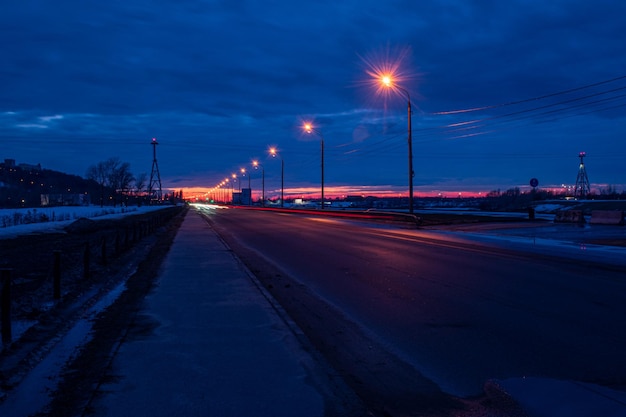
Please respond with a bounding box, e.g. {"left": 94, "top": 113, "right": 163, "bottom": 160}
{"left": 202, "top": 207, "right": 626, "bottom": 399}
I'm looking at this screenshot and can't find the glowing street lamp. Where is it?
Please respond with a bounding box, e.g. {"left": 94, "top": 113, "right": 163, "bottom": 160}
{"left": 379, "top": 73, "right": 414, "bottom": 213}
{"left": 241, "top": 167, "right": 251, "bottom": 205}
{"left": 303, "top": 123, "right": 325, "bottom": 209}
{"left": 241, "top": 167, "right": 250, "bottom": 189}
{"left": 217, "top": 181, "right": 224, "bottom": 203}
{"left": 224, "top": 178, "right": 230, "bottom": 203}
{"left": 269, "top": 147, "right": 284, "bottom": 207}
{"left": 232, "top": 173, "right": 239, "bottom": 192}
{"left": 252, "top": 160, "right": 265, "bottom": 207}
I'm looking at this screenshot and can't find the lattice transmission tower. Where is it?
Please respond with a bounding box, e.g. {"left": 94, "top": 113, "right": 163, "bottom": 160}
{"left": 148, "top": 137, "right": 163, "bottom": 201}
{"left": 574, "top": 151, "right": 590, "bottom": 198}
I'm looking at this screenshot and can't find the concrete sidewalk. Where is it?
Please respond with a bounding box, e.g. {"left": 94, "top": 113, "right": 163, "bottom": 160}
{"left": 89, "top": 210, "right": 362, "bottom": 416}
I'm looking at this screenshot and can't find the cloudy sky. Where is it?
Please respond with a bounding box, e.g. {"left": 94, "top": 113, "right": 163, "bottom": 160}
{"left": 2, "top": 0, "right": 625, "bottom": 199}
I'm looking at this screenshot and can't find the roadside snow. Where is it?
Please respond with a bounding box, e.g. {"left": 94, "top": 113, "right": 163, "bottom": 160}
{"left": 0, "top": 205, "right": 172, "bottom": 239}
{"left": 533, "top": 203, "right": 564, "bottom": 213}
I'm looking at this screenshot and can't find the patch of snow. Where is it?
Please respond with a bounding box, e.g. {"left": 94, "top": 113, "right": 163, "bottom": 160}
{"left": 0, "top": 280, "right": 128, "bottom": 416}
{"left": 0, "top": 205, "right": 172, "bottom": 238}
{"left": 533, "top": 203, "right": 566, "bottom": 213}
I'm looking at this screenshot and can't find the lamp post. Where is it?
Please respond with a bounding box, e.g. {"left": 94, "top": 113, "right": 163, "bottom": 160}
{"left": 252, "top": 160, "right": 265, "bottom": 207}
{"left": 231, "top": 173, "right": 239, "bottom": 204}
{"left": 380, "top": 76, "right": 414, "bottom": 214}
{"left": 232, "top": 173, "right": 240, "bottom": 192}
{"left": 269, "top": 147, "right": 284, "bottom": 207}
{"left": 241, "top": 167, "right": 250, "bottom": 205}
{"left": 303, "top": 123, "right": 325, "bottom": 210}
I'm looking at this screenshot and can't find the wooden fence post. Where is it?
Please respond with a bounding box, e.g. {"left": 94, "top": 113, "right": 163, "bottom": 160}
{"left": 1, "top": 268, "right": 12, "bottom": 344}
{"left": 84, "top": 242, "right": 90, "bottom": 280}
{"left": 53, "top": 250, "right": 61, "bottom": 299}
{"left": 101, "top": 236, "right": 107, "bottom": 265}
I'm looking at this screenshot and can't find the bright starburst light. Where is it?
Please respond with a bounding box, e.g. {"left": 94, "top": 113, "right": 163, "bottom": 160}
{"left": 359, "top": 45, "right": 417, "bottom": 101}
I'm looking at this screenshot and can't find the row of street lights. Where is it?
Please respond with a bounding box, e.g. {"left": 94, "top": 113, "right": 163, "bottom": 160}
{"left": 207, "top": 72, "right": 412, "bottom": 212}
{"left": 210, "top": 122, "right": 326, "bottom": 208}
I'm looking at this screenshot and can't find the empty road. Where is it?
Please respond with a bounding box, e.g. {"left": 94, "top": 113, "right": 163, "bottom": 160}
{"left": 199, "top": 206, "right": 626, "bottom": 401}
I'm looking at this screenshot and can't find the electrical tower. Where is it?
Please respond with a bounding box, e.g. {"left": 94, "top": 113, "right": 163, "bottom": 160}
{"left": 148, "top": 137, "right": 163, "bottom": 201}
{"left": 574, "top": 151, "right": 590, "bottom": 199}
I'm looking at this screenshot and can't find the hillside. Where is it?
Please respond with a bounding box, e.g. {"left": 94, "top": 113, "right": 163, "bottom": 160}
{"left": 0, "top": 160, "right": 105, "bottom": 208}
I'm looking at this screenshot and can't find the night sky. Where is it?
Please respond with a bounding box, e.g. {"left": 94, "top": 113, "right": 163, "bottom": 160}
{"left": 2, "top": 1, "right": 625, "bottom": 199}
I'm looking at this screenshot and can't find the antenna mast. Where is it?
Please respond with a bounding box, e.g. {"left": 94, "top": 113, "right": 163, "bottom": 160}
{"left": 148, "top": 137, "right": 163, "bottom": 201}
{"left": 574, "top": 151, "right": 590, "bottom": 199}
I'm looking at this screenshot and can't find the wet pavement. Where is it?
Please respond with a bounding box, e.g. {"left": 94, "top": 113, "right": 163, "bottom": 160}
{"left": 88, "top": 209, "right": 363, "bottom": 417}
{"left": 89, "top": 212, "right": 626, "bottom": 417}
{"left": 431, "top": 218, "right": 626, "bottom": 416}
{"left": 4, "top": 208, "right": 626, "bottom": 416}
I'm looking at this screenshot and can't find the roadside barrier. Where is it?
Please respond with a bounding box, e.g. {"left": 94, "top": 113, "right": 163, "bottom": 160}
{"left": 0, "top": 205, "right": 184, "bottom": 347}
{"left": 84, "top": 242, "right": 90, "bottom": 280}
{"left": 53, "top": 250, "right": 61, "bottom": 299}
{"left": 1, "top": 268, "right": 11, "bottom": 344}
{"left": 590, "top": 210, "right": 624, "bottom": 225}
{"left": 236, "top": 206, "right": 421, "bottom": 227}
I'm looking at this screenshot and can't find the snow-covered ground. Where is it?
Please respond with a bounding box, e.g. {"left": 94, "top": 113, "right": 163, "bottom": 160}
{"left": 0, "top": 205, "right": 173, "bottom": 239}
{"left": 533, "top": 203, "right": 565, "bottom": 213}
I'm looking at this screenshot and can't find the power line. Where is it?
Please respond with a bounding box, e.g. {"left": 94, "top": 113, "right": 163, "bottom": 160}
{"left": 431, "top": 74, "right": 626, "bottom": 115}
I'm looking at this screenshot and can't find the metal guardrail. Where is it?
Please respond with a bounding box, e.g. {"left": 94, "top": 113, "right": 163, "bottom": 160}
{"left": 234, "top": 206, "right": 421, "bottom": 227}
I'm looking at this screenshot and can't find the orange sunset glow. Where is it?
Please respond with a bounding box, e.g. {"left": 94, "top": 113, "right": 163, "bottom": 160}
{"left": 178, "top": 185, "right": 495, "bottom": 202}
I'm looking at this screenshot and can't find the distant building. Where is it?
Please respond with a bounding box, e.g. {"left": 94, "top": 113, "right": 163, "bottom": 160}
{"left": 41, "top": 193, "right": 90, "bottom": 206}
{"left": 18, "top": 162, "right": 42, "bottom": 171}
{"left": 1, "top": 159, "right": 41, "bottom": 171}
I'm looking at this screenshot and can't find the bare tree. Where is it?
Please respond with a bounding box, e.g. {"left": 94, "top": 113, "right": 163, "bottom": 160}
{"left": 134, "top": 172, "right": 148, "bottom": 195}
{"left": 86, "top": 160, "right": 111, "bottom": 207}
{"left": 87, "top": 158, "right": 135, "bottom": 207}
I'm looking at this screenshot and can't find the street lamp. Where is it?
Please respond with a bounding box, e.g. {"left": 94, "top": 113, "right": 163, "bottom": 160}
{"left": 241, "top": 167, "right": 250, "bottom": 205}
{"left": 380, "top": 75, "right": 414, "bottom": 214}
{"left": 241, "top": 168, "right": 248, "bottom": 189}
{"left": 217, "top": 181, "right": 224, "bottom": 204}
{"left": 303, "top": 123, "right": 325, "bottom": 209}
{"left": 224, "top": 178, "right": 230, "bottom": 204}
{"left": 231, "top": 173, "right": 239, "bottom": 204}
{"left": 269, "top": 147, "right": 284, "bottom": 207}
{"left": 232, "top": 173, "right": 240, "bottom": 192}
{"left": 252, "top": 160, "right": 265, "bottom": 207}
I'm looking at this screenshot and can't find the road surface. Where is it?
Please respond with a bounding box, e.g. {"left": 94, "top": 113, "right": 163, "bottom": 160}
{"left": 200, "top": 206, "right": 626, "bottom": 402}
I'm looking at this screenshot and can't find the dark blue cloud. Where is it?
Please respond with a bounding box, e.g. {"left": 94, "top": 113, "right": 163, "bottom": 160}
{"left": 1, "top": 0, "right": 625, "bottom": 197}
